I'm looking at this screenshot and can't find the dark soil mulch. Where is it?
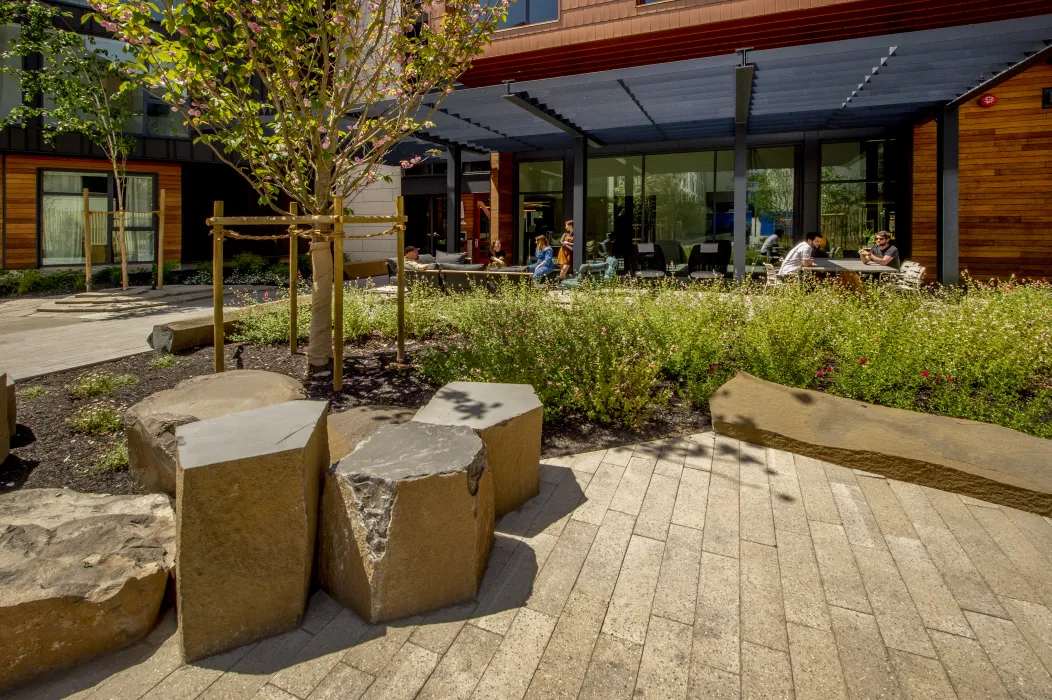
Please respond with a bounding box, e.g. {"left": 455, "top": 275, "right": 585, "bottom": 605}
{"left": 2, "top": 336, "right": 709, "bottom": 496}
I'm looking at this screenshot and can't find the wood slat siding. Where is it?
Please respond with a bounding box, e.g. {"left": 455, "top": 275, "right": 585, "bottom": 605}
{"left": 490, "top": 152, "right": 514, "bottom": 253}
{"left": 0, "top": 155, "right": 181, "bottom": 269}
{"left": 463, "top": 0, "right": 1052, "bottom": 86}
{"left": 911, "top": 62, "right": 1052, "bottom": 281}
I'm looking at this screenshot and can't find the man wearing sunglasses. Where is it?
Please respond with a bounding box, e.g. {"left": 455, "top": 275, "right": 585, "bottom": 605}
{"left": 859, "top": 231, "right": 901, "bottom": 269}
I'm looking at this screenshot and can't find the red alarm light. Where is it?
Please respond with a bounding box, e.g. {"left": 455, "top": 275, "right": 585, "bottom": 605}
{"left": 978, "top": 94, "right": 998, "bottom": 108}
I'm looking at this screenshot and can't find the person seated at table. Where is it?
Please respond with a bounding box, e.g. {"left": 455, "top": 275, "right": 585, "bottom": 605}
{"left": 567, "top": 235, "right": 618, "bottom": 286}
{"left": 859, "top": 231, "right": 900, "bottom": 269}
{"left": 777, "top": 233, "right": 821, "bottom": 278}
{"left": 488, "top": 239, "right": 508, "bottom": 268}
{"left": 403, "top": 246, "right": 430, "bottom": 271}
{"left": 810, "top": 233, "right": 830, "bottom": 259}
{"left": 760, "top": 229, "right": 783, "bottom": 259}
{"left": 527, "top": 235, "right": 555, "bottom": 280}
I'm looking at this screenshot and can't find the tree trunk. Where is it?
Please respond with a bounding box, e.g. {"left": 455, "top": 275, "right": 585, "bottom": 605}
{"left": 118, "top": 210, "right": 129, "bottom": 290}
{"left": 307, "top": 236, "right": 333, "bottom": 370}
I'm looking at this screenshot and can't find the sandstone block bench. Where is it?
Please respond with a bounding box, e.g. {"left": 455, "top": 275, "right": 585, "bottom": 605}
{"left": 413, "top": 381, "right": 542, "bottom": 516}
{"left": 126, "top": 370, "right": 306, "bottom": 496}
{"left": 319, "top": 421, "right": 494, "bottom": 623}
{"left": 174, "top": 399, "right": 329, "bottom": 662}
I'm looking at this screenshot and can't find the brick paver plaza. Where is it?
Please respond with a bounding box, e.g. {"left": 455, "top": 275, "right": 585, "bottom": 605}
{"left": 10, "top": 433, "right": 1052, "bottom": 700}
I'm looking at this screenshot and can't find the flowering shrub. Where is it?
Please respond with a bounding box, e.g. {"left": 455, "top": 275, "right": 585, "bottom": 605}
{"left": 67, "top": 370, "right": 138, "bottom": 399}
{"left": 233, "top": 276, "right": 1052, "bottom": 435}
{"left": 70, "top": 402, "right": 124, "bottom": 435}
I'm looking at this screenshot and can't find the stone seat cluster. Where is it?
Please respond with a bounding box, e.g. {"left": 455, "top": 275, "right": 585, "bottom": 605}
{"left": 0, "top": 368, "right": 544, "bottom": 693}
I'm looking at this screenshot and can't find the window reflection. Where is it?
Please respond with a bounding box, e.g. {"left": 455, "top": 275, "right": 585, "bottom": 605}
{"left": 820, "top": 140, "right": 898, "bottom": 257}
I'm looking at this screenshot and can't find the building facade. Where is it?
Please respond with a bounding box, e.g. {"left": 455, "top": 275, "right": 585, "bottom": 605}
{"left": 391, "top": 0, "right": 1052, "bottom": 281}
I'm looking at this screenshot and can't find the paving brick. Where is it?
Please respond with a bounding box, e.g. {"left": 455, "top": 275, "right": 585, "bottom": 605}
{"left": 999, "top": 596, "right": 1052, "bottom": 676}
{"left": 794, "top": 456, "right": 842, "bottom": 525}
{"left": 407, "top": 603, "right": 476, "bottom": 656}
{"left": 1002, "top": 506, "right": 1052, "bottom": 565}
{"left": 787, "top": 623, "right": 848, "bottom": 700}
{"left": 851, "top": 543, "right": 936, "bottom": 659}
{"left": 603, "top": 446, "right": 635, "bottom": 468}
{"left": 635, "top": 474, "right": 679, "bottom": 541}
{"left": 652, "top": 524, "right": 703, "bottom": 625}
{"left": 417, "top": 624, "right": 501, "bottom": 700}
{"left": 830, "top": 481, "right": 886, "bottom": 550}
{"left": 809, "top": 521, "right": 871, "bottom": 614}
{"left": 886, "top": 650, "right": 956, "bottom": 700}
{"left": 473, "top": 533, "right": 557, "bottom": 635}
{"left": 142, "top": 644, "right": 254, "bottom": 700}
{"left": 739, "top": 442, "right": 776, "bottom": 547}
{"left": 86, "top": 636, "right": 183, "bottom": 700}
{"left": 634, "top": 616, "right": 692, "bottom": 700}
{"left": 300, "top": 592, "right": 344, "bottom": 636}
{"left": 305, "top": 663, "right": 373, "bottom": 700}
{"left": 251, "top": 685, "right": 299, "bottom": 700}
{"left": 527, "top": 469, "right": 592, "bottom": 539}
{"left": 767, "top": 448, "right": 809, "bottom": 535}
{"left": 905, "top": 521, "right": 1007, "bottom": 619}
{"left": 703, "top": 444, "right": 740, "bottom": 559}
{"left": 856, "top": 478, "right": 918, "bottom": 540}
{"left": 671, "top": 465, "right": 710, "bottom": 531}
{"left": 967, "top": 505, "right": 1052, "bottom": 609}
{"left": 655, "top": 437, "right": 689, "bottom": 478}
{"left": 341, "top": 621, "right": 416, "bottom": 677}
{"left": 359, "top": 642, "right": 439, "bottom": 700}
{"left": 687, "top": 663, "right": 739, "bottom": 699}
{"left": 570, "top": 450, "right": 606, "bottom": 474}
{"left": 928, "top": 629, "right": 1011, "bottom": 700}
{"left": 965, "top": 611, "right": 1052, "bottom": 699}
{"left": 608, "top": 456, "right": 657, "bottom": 516}
{"left": 524, "top": 592, "right": 608, "bottom": 700}
{"left": 471, "top": 609, "right": 557, "bottom": 700}
{"left": 199, "top": 629, "right": 314, "bottom": 700}
{"left": 741, "top": 540, "right": 789, "bottom": 653}
{"left": 578, "top": 633, "right": 643, "bottom": 700}
{"left": 572, "top": 463, "right": 626, "bottom": 525}
{"left": 828, "top": 606, "right": 903, "bottom": 700}
{"left": 527, "top": 519, "right": 599, "bottom": 617}
{"left": 572, "top": 509, "right": 636, "bottom": 604}
{"left": 777, "top": 527, "right": 832, "bottom": 631}
{"left": 683, "top": 435, "right": 714, "bottom": 473}
{"left": 693, "top": 552, "right": 740, "bottom": 675}
{"left": 740, "top": 641, "right": 793, "bottom": 700}
{"left": 884, "top": 535, "right": 972, "bottom": 638}
{"left": 602, "top": 535, "right": 665, "bottom": 645}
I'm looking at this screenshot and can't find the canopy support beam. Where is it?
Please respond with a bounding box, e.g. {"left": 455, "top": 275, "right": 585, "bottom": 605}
{"left": 936, "top": 104, "right": 959, "bottom": 285}
{"left": 572, "top": 137, "right": 587, "bottom": 270}
{"left": 503, "top": 92, "right": 603, "bottom": 148}
{"left": 733, "top": 63, "right": 754, "bottom": 281}
{"left": 446, "top": 143, "right": 462, "bottom": 255}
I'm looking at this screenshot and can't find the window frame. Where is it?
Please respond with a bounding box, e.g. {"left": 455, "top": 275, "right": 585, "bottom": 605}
{"left": 36, "top": 167, "right": 159, "bottom": 268}
{"left": 494, "top": 0, "right": 559, "bottom": 31}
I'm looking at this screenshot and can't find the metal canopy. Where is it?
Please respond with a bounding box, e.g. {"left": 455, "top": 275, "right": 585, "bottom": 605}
{"left": 395, "top": 15, "right": 1051, "bottom": 153}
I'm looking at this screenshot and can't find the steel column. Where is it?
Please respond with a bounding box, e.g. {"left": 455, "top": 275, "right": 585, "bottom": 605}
{"left": 802, "top": 131, "right": 821, "bottom": 236}
{"left": 733, "top": 122, "right": 748, "bottom": 280}
{"left": 936, "top": 105, "right": 959, "bottom": 285}
{"left": 572, "top": 137, "right": 587, "bottom": 270}
{"left": 446, "top": 144, "right": 462, "bottom": 254}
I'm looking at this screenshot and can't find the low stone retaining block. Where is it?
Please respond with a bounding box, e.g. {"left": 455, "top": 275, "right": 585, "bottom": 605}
{"left": 318, "top": 422, "right": 494, "bottom": 623}
{"left": 126, "top": 370, "right": 306, "bottom": 495}
{"left": 0, "top": 489, "right": 175, "bottom": 692}
{"left": 327, "top": 405, "right": 416, "bottom": 462}
{"left": 413, "top": 381, "right": 542, "bottom": 516}
{"left": 175, "top": 399, "right": 329, "bottom": 662}
{"left": 711, "top": 372, "right": 1052, "bottom": 516}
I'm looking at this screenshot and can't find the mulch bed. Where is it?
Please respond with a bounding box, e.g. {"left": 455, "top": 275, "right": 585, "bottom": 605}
{"left": 2, "top": 336, "right": 709, "bottom": 496}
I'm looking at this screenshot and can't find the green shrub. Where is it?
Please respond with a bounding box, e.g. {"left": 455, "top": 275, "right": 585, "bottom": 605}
{"left": 18, "top": 385, "right": 47, "bottom": 399}
{"left": 231, "top": 252, "right": 266, "bottom": 276}
{"left": 92, "top": 266, "right": 123, "bottom": 288}
{"left": 68, "top": 370, "right": 138, "bottom": 399}
{"left": 94, "top": 439, "right": 129, "bottom": 472}
{"left": 70, "top": 402, "right": 123, "bottom": 435}
{"left": 150, "top": 354, "right": 177, "bottom": 369}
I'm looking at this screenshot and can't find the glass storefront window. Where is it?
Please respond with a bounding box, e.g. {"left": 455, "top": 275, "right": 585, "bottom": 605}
{"left": 821, "top": 140, "right": 898, "bottom": 256}
{"left": 644, "top": 152, "right": 714, "bottom": 264}
{"left": 519, "top": 160, "right": 564, "bottom": 264}
{"left": 748, "top": 146, "right": 795, "bottom": 263}
{"left": 587, "top": 156, "right": 641, "bottom": 266}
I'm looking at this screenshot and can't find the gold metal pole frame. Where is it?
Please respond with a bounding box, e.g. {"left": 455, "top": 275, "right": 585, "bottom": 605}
{"left": 212, "top": 201, "right": 224, "bottom": 373}
{"left": 157, "top": 189, "right": 166, "bottom": 289}
{"left": 289, "top": 202, "right": 298, "bottom": 355}
{"left": 82, "top": 188, "right": 92, "bottom": 292}
{"left": 396, "top": 196, "right": 406, "bottom": 364}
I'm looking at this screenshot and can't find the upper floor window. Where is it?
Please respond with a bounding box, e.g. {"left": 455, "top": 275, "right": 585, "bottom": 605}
{"left": 499, "top": 0, "right": 557, "bottom": 28}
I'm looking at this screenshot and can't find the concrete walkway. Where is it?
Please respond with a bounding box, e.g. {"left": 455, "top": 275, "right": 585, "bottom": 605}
{"left": 10, "top": 434, "right": 1052, "bottom": 700}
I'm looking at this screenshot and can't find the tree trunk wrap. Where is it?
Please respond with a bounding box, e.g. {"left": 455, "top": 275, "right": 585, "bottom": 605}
{"left": 308, "top": 238, "right": 334, "bottom": 367}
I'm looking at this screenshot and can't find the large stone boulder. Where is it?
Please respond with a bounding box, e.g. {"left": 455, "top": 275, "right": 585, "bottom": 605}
{"left": 327, "top": 405, "right": 416, "bottom": 462}
{"left": 412, "top": 381, "right": 542, "bottom": 516}
{"left": 711, "top": 371, "right": 1052, "bottom": 516}
{"left": 318, "top": 422, "right": 494, "bottom": 624}
{"left": 0, "top": 489, "right": 174, "bottom": 692}
{"left": 175, "top": 399, "right": 329, "bottom": 662}
{"left": 126, "top": 370, "right": 306, "bottom": 496}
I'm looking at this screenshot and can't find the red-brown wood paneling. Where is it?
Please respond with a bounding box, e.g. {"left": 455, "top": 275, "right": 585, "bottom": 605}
{"left": 0, "top": 155, "right": 181, "bottom": 269}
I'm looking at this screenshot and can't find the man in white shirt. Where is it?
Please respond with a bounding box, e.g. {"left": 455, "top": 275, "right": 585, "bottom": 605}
{"left": 777, "top": 233, "right": 821, "bottom": 278}
{"left": 760, "top": 228, "right": 782, "bottom": 258}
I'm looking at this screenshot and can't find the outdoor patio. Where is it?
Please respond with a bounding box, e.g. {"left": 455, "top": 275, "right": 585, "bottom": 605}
{"left": 8, "top": 432, "right": 1052, "bottom": 700}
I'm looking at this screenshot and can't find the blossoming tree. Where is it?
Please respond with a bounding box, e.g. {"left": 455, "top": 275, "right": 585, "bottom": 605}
{"left": 92, "top": 0, "right": 507, "bottom": 371}
{"left": 1, "top": 0, "right": 138, "bottom": 289}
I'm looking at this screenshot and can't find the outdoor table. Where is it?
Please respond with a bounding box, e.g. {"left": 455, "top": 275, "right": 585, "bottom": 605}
{"left": 806, "top": 258, "right": 897, "bottom": 292}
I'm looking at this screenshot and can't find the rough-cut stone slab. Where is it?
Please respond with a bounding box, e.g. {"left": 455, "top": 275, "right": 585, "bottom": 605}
{"left": 127, "top": 370, "right": 306, "bottom": 496}
{"left": 412, "top": 381, "right": 542, "bottom": 516}
{"left": 328, "top": 405, "right": 416, "bottom": 462}
{"left": 0, "top": 372, "right": 9, "bottom": 463}
{"left": 175, "top": 399, "right": 329, "bottom": 662}
{"left": 319, "top": 421, "right": 494, "bottom": 623}
{"left": 0, "top": 489, "right": 174, "bottom": 692}
{"left": 711, "top": 372, "right": 1052, "bottom": 516}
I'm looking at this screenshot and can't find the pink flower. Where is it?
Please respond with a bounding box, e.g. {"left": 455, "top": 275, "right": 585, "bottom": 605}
{"left": 859, "top": 357, "right": 868, "bottom": 365}
{"left": 248, "top": 21, "right": 262, "bottom": 32}
{"left": 601, "top": 327, "right": 607, "bottom": 334}
{"left": 921, "top": 370, "right": 930, "bottom": 378}
{"left": 177, "top": 26, "right": 188, "bottom": 35}
{"left": 817, "top": 371, "right": 825, "bottom": 377}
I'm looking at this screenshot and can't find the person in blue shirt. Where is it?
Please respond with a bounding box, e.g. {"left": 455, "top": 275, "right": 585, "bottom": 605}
{"left": 527, "top": 235, "right": 555, "bottom": 280}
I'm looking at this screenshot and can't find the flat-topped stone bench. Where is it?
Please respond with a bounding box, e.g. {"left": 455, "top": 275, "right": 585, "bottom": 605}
{"left": 711, "top": 372, "right": 1052, "bottom": 516}
{"left": 126, "top": 370, "right": 306, "bottom": 496}
{"left": 175, "top": 399, "right": 329, "bottom": 662}
{"left": 327, "top": 405, "right": 415, "bottom": 462}
{"left": 318, "top": 421, "right": 494, "bottom": 623}
{"left": 413, "top": 381, "right": 542, "bottom": 516}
